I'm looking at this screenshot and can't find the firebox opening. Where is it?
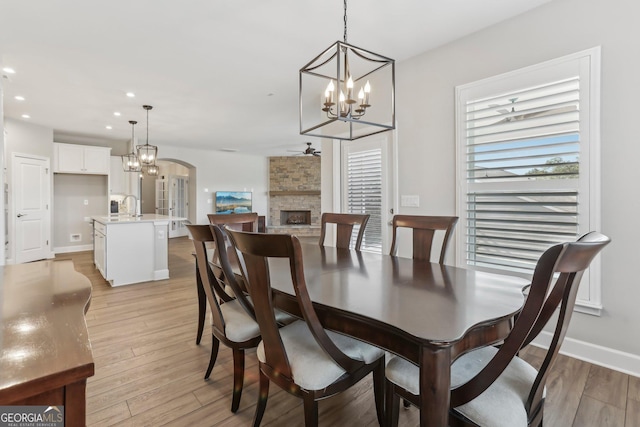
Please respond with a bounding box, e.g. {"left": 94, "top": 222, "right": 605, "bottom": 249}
{"left": 280, "top": 210, "right": 311, "bottom": 225}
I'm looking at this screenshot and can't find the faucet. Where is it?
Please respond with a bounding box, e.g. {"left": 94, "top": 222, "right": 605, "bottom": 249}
{"left": 123, "top": 194, "right": 141, "bottom": 217}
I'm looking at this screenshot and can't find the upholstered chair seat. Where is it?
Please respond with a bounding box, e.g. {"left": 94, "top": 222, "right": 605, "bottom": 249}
{"left": 257, "top": 320, "right": 384, "bottom": 390}
{"left": 386, "top": 346, "right": 543, "bottom": 427}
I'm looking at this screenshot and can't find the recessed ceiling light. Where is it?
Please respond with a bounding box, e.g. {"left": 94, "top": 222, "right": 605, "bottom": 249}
{"left": 14, "top": 96, "right": 25, "bottom": 101}
{"left": 126, "top": 92, "right": 135, "bottom": 98}
{"left": 113, "top": 112, "right": 121, "bottom": 116}
{"left": 21, "top": 114, "right": 30, "bottom": 119}
{"left": 2, "top": 67, "right": 16, "bottom": 74}
{"left": 106, "top": 125, "right": 113, "bottom": 130}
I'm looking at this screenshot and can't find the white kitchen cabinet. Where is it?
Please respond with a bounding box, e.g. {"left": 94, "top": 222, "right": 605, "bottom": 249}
{"left": 109, "top": 156, "right": 128, "bottom": 194}
{"left": 54, "top": 143, "right": 111, "bottom": 174}
{"left": 93, "top": 221, "right": 106, "bottom": 276}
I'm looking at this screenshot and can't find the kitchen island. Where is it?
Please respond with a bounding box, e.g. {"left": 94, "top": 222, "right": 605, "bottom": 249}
{"left": 93, "top": 214, "right": 186, "bottom": 286}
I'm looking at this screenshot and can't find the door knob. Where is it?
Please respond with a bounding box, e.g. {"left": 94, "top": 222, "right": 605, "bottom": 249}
{"left": 17, "top": 213, "right": 26, "bottom": 218}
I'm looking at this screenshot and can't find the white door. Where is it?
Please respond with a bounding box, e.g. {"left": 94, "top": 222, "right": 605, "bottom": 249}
{"left": 155, "top": 179, "right": 169, "bottom": 215}
{"left": 168, "top": 175, "right": 188, "bottom": 238}
{"left": 341, "top": 135, "right": 395, "bottom": 253}
{"left": 13, "top": 154, "right": 50, "bottom": 264}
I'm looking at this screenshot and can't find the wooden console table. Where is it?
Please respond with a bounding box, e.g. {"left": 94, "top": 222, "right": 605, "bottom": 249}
{"left": 0, "top": 260, "right": 94, "bottom": 426}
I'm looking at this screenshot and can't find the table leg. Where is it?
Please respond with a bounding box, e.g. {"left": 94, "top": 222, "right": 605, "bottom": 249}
{"left": 419, "top": 346, "right": 451, "bottom": 426}
{"left": 195, "top": 258, "right": 206, "bottom": 345}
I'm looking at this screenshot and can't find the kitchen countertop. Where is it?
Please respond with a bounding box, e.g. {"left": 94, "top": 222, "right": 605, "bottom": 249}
{"left": 93, "top": 214, "right": 187, "bottom": 224}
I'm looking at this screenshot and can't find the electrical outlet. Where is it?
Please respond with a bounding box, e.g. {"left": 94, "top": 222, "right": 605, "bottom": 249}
{"left": 70, "top": 233, "right": 81, "bottom": 242}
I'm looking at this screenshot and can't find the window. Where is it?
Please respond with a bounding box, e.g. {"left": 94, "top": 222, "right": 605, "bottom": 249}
{"left": 455, "top": 48, "right": 601, "bottom": 314}
{"left": 341, "top": 137, "right": 393, "bottom": 253}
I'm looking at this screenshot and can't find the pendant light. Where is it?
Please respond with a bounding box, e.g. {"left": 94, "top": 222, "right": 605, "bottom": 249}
{"left": 299, "top": 0, "right": 395, "bottom": 141}
{"left": 144, "top": 163, "right": 159, "bottom": 176}
{"left": 137, "top": 105, "right": 158, "bottom": 165}
{"left": 122, "top": 120, "right": 142, "bottom": 172}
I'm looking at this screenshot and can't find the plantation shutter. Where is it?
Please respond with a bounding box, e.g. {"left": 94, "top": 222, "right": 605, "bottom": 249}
{"left": 464, "top": 77, "right": 581, "bottom": 274}
{"left": 346, "top": 148, "right": 383, "bottom": 252}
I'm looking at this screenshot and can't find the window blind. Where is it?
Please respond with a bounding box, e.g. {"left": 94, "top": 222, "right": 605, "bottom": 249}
{"left": 464, "top": 77, "right": 581, "bottom": 274}
{"left": 346, "top": 148, "right": 383, "bottom": 252}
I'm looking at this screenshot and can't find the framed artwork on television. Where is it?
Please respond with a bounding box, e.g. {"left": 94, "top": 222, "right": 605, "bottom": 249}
{"left": 214, "top": 191, "right": 252, "bottom": 214}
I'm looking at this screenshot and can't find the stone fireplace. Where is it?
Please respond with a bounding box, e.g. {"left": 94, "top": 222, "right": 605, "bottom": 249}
{"left": 268, "top": 156, "right": 321, "bottom": 237}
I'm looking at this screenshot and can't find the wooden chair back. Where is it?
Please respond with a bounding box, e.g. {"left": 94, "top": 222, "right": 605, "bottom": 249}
{"left": 208, "top": 212, "right": 259, "bottom": 232}
{"left": 389, "top": 215, "right": 458, "bottom": 263}
{"left": 209, "top": 224, "right": 256, "bottom": 321}
{"left": 186, "top": 224, "right": 230, "bottom": 335}
{"left": 319, "top": 212, "right": 370, "bottom": 251}
{"left": 450, "top": 231, "right": 610, "bottom": 421}
{"left": 226, "top": 229, "right": 366, "bottom": 384}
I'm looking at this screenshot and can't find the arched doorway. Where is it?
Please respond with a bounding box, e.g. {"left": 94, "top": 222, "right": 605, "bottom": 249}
{"left": 140, "top": 158, "right": 196, "bottom": 238}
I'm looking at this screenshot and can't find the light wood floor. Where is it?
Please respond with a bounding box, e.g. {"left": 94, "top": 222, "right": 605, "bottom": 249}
{"left": 62, "top": 237, "right": 639, "bottom": 426}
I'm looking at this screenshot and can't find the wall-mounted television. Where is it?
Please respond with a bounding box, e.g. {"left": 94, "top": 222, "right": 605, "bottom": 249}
{"left": 214, "top": 191, "right": 252, "bottom": 214}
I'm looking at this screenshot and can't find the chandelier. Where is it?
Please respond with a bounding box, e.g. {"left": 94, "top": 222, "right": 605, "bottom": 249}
{"left": 137, "top": 105, "right": 158, "bottom": 165}
{"left": 144, "top": 163, "right": 159, "bottom": 176}
{"left": 299, "top": 0, "right": 395, "bottom": 141}
{"left": 122, "top": 120, "right": 142, "bottom": 172}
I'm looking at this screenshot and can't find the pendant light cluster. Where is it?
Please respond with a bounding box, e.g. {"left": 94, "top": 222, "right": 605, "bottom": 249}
{"left": 121, "top": 105, "right": 159, "bottom": 176}
{"left": 299, "top": 0, "right": 395, "bottom": 141}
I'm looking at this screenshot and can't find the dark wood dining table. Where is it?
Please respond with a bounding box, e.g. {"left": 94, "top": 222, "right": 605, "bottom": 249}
{"left": 0, "top": 260, "right": 94, "bottom": 427}
{"left": 197, "top": 242, "right": 528, "bottom": 427}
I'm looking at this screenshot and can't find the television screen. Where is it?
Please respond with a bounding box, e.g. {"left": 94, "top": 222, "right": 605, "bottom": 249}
{"left": 214, "top": 191, "right": 252, "bottom": 214}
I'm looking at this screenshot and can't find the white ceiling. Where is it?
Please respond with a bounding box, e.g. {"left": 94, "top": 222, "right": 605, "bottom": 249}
{"left": 0, "top": 0, "right": 551, "bottom": 157}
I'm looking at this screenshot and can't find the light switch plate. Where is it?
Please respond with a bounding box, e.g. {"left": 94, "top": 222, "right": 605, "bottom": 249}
{"left": 401, "top": 195, "right": 420, "bottom": 207}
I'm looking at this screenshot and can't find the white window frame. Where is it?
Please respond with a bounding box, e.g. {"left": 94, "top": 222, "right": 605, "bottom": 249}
{"left": 455, "top": 47, "right": 602, "bottom": 315}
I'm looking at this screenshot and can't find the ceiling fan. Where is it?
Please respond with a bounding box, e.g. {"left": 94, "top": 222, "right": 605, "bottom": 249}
{"left": 289, "top": 142, "right": 321, "bottom": 157}
{"left": 491, "top": 97, "right": 576, "bottom": 124}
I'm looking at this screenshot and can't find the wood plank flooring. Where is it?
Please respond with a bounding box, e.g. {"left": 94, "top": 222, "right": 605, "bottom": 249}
{"left": 59, "top": 237, "right": 639, "bottom": 426}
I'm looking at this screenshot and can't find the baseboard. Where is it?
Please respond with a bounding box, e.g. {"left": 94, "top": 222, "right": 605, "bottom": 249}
{"left": 153, "top": 269, "right": 169, "bottom": 281}
{"left": 531, "top": 331, "right": 640, "bottom": 377}
{"left": 54, "top": 245, "right": 93, "bottom": 254}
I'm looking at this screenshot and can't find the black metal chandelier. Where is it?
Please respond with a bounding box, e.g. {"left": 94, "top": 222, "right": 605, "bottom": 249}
{"left": 122, "top": 120, "right": 142, "bottom": 172}
{"left": 137, "top": 105, "right": 158, "bottom": 165}
{"left": 299, "top": 0, "right": 395, "bottom": 141}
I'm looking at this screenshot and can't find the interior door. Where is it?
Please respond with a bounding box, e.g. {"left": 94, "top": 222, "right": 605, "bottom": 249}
{"left": 13, "top": 154, "right": 50, "bottom": 264}
{"left": 341, "top": 135, "right": 394, "bottom": 253}
{"left": 168, "top": 175, "right": 188, "bottom": 238}
{"left": 155, "top": 179, "right": 168, "bottom": 215}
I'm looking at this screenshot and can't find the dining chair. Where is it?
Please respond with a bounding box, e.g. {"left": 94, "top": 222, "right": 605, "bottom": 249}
{"left": 318, "top": 212, "right": 370, "bottom": 251}
{"left": 191, "top": 212, "right": 259, "bottom": 343}
{"left": 226, "top": 228, "right": 385, "bottom": 427}
{"left": 208, "top": 212, "right": 259, "bottom": 232}
{"left": 186, "top": 224, "right": 261, "bottom": 413}
{"left": 384, "top": 231, "right": 611, "bottom": 427}
{"left": 389, "top": 214, "right": 458, "bottom": 263}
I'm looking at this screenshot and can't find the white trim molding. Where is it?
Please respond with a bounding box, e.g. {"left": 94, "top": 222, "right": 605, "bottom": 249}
{"left": 54, "top": 245, "right": 92, "bottom": 254}
{"left": 532, "top": 331, "right": 640, "bottom": 378}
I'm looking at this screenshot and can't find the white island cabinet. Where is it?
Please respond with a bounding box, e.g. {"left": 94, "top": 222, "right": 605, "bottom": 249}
{"left": 92, "top": 214, "right": 186, "bottom": 286}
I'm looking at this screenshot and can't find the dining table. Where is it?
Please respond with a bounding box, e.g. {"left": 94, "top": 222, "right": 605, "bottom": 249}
{"left": 197, "top": 242, "right": 528, "bottom": 427}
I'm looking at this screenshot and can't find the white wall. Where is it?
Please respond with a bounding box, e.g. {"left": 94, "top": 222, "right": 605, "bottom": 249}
{"left": 357, "top": 0, "right": 640, "bottom": 361}
{"left": 53, "top": 174, "right": 107, "bottom": 250}
{"left": 154, "top": 144, "right": 268, "bottom": 224}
